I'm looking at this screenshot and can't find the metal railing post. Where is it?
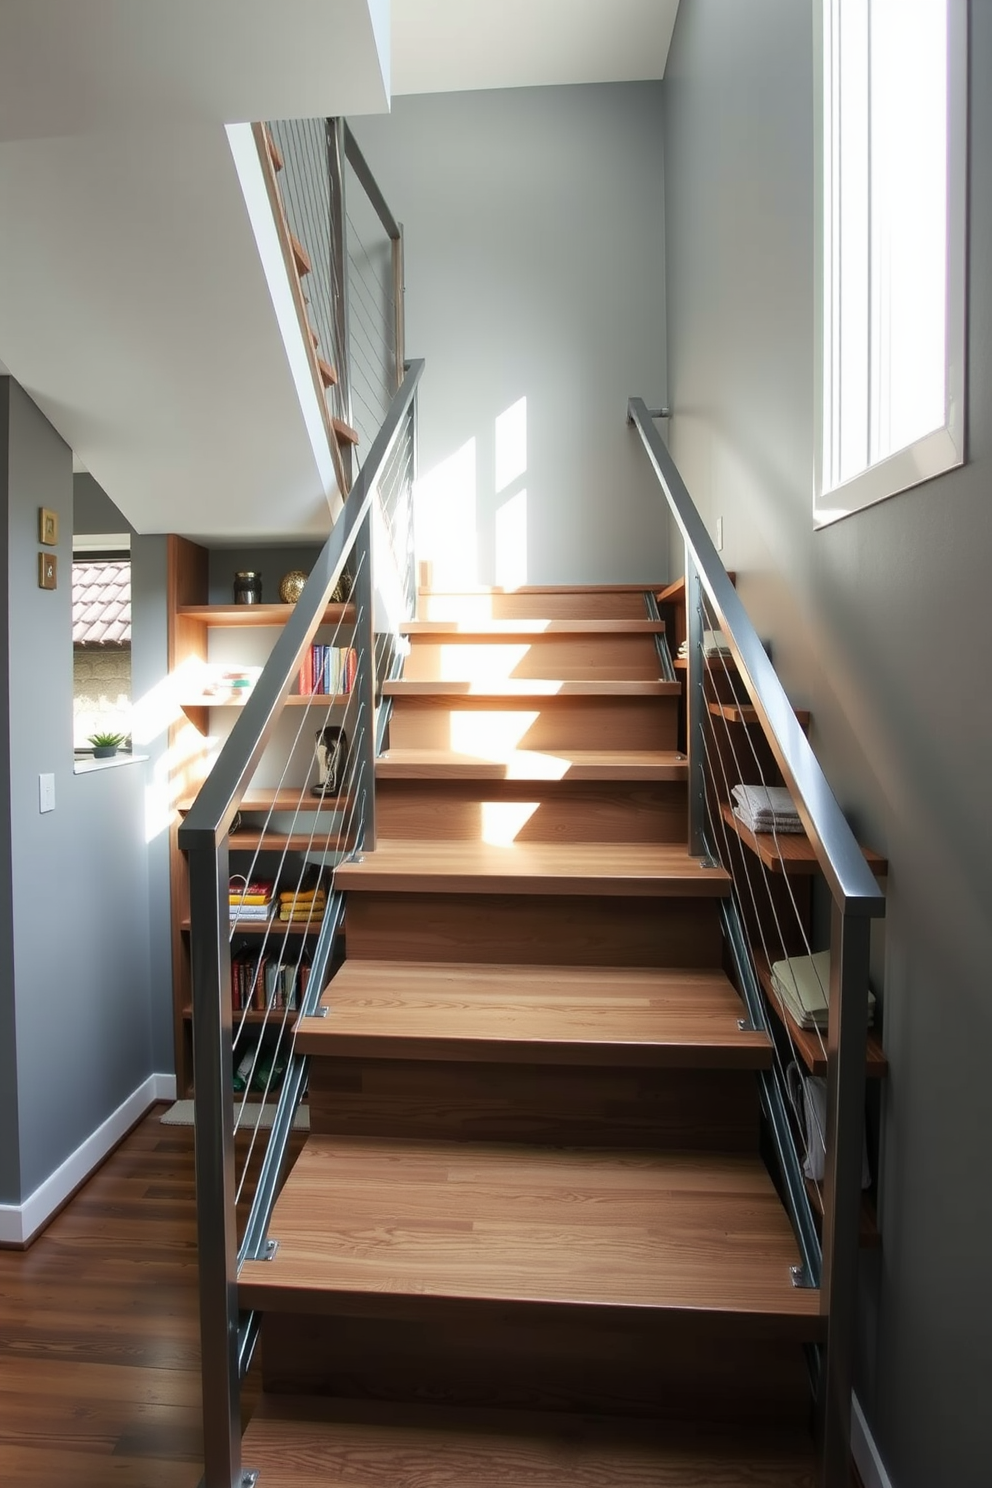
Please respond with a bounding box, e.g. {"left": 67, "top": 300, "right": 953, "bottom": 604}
{"left": 392, "top": 227, "right": 406, "bottom": 392}
{"left": 352, "top": 508, "right": 377, "bottom": 853}
{"left": 685, "top": 552, "right": 707, "bottom": 859}
{"left": 188, "top": 840, "right": 243, "bottom": 1488}
{"left": 819, "top": 905, "right": 873, "bottom": 1488}
{"left": 327, "top": 117, "right": 354, "bottom": 438}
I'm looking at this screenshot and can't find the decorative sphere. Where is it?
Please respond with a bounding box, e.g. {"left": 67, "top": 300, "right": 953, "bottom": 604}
{"left": 279, "top": 570, "right": 308, "bottom": 604}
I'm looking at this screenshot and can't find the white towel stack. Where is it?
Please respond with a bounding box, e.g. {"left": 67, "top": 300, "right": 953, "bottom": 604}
{"left": 770, "top": 949, "right": 876, "bottom": 1031}
{"left": 731, "top": 783, "right": 804, "bottom": 834}
{"left": 677, "top": 629, "right": 732, "bottom": 661}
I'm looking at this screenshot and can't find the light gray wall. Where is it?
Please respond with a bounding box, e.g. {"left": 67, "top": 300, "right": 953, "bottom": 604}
{"left": 352, "top": 83, "right": 670, "bottom": 587}
{"left": 3, "top": 379, "right": 156, "bottom": 1202}
{"left": 664, "top": 4, "right": 992, "bottom": 1485}
{"left": 73, "top": 471, "right": 135, "bottom": 538}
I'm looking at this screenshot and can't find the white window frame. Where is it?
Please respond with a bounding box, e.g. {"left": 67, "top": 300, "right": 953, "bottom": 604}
{"left": 813, "top": 0, "right": 968, "bottom": 528}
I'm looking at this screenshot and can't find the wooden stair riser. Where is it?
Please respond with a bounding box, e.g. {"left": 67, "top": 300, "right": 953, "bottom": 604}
{"left": 387, "top": 695, "right": 678, "bottom": 752}
{"left": 344, "top": 892, "right": 725, "bottom": 967}
{"left": 374, "top": 779, "right": 688, "bottom": 844}
{"left": 418, "top": 590, "right": 651, "bottom": 621}
{"left": 402, "top": 634, "right": 663, "bottom": 682}
{"left": 259, "top": 1310, "right": 815, "bottom": 1427}
{"left": 307, "top": 1059, "right": 760, "bottom": 1149}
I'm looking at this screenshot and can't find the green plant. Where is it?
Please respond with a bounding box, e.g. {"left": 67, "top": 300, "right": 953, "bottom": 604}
{"left": 88, "top": 731, "right": 127, "bottom": 749}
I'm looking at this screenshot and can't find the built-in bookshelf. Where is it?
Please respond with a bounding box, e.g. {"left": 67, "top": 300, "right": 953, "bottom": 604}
{"left": 167, "top": 536, "right": 354, "bottom": 1094}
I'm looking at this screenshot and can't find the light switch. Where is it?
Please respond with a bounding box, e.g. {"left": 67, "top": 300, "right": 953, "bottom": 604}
{"left": 39, "top": 773, "right": 55, "bottom": 813}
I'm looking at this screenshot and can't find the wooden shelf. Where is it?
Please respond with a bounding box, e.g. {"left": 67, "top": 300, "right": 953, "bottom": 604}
{"left": 720, "top": 802, "right": 887, "bottom": 878}
{"left": 805, "top": 1178, "right": 880, "bottom": 1248}
{"left": 176, "top": 602, "right": 355, "bottom": 627}
{"left": 183, "top": 918, "right": 324, "bottom": 937}
{"left": 708, "top": 700, "right": 811, "bottom": 731}
{"left": 751, "top": 948, "right": 888, "bottom": 1079}
{"left": 179, "top": 789, "right": 348, "bottom": 814}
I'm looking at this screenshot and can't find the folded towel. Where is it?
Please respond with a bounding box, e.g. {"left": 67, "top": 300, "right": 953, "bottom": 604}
{"left": 770, "top": 949, "right": 875, "bottom": 1031}
{"left": 732, "top": 783, "right": 804, "bottom": 834}
{"left": 677, "top": 629, "right": 731, "bottom": 661}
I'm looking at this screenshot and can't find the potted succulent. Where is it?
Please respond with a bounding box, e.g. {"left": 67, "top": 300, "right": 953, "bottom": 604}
{"left": 88, "top": 730, "right": 127, "bottom": 759}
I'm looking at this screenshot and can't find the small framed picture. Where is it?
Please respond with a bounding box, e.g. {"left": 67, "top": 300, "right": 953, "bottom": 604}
{"left": 39, "top": 508, "right": 59, "bottom": 546}
{"left": 39, "top": 552, "right": 58, "bottom": 590}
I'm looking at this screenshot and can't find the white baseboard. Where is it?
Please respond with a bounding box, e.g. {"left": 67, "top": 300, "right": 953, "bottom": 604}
{"left": 853, "top": 1392, "right": 895, "bottom": 1488}
{"left": 0, "top": 1072, "right": 177, "bottom": 1246}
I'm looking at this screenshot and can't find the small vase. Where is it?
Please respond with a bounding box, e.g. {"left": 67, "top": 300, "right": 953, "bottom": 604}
{"left": 93, "top": 744, "right": 119, "bottom": 759}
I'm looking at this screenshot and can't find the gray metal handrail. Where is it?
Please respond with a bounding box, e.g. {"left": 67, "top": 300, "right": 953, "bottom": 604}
{"left": 181, "top": 361, "right": 423, "bottom": 856}
{"left": 628, "top": 396, "right": 885, "bottom": 1488}
{"left": 182, "top": 360, "right": 423, "bottom": 1488}
{"left": 628, "top": 399, "right": 883, "bottom": 918}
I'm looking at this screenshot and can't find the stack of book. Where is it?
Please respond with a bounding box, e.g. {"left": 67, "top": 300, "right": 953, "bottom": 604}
{"left": 229, "top": 876, "right": 275, "bottom": 924}
{"left": 298, "top": 645, "right": 358, "bottom": 697}
{"left": 231, "top": 948, "right": 311, "bottom": 1012}
{"left": 731, "top": 783, "right": 804, "bottom": 834}
{"left": 278, "top": 886, "right": 326, "bottom": 923}
{"left": 769, "top": 949, "right": 876, "bottom": 1031}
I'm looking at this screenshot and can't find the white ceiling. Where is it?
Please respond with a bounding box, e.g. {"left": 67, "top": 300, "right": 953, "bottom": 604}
{"left": 0, "top": 1, "right": 678, "bottom": 541}
{"left": 391, "top": 0, "right": 679, "bottom": 97}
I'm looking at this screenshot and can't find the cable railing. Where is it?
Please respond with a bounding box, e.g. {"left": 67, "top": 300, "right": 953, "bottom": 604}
{"left": 181, "top": 359, "right": 423, "bottom": 1488}
{"left": 628, "top": 398, "right": 886, "bottom": 1488}
{"left": 257, "top": 118, "right": 405, "bottom": 501}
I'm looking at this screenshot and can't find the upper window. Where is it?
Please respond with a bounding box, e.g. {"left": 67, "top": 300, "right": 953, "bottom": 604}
{"left": 815, "top": 0, "right": 967, "bottom": 526}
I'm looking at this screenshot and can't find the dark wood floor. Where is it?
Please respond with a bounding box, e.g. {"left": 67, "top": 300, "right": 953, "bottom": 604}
{"left": 0, "top": 1107, "right": 205, "bottom": 1487}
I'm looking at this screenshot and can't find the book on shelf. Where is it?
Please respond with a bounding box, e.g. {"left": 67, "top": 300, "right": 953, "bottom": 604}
{"left": 229, "top": 875, "right": 275, "bottom": 907}
{"left": 231, "top": 947, "right": 311, "bottom": 1012}
{"left": 297, "top": 645, "right": 358, "bottom": 698}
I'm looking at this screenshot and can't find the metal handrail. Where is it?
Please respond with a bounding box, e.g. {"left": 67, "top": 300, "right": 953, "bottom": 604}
{"left": 627, "top": 398, "right": 884, "bottom": 919}
{"left": 180, "top": 360, "right": 424, "bottom": 855}
{"left": 628, "top": 396, "right": 885, "bottom": 1488}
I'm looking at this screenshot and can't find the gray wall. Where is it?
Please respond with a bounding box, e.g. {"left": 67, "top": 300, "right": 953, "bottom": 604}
{"left": 352, "top": 83, "right": 670, "bottom": 586}
{"left": 664, "top": 4, "right": 992, "bottom": 1485}
{"left": 2, "top": 378, "right": 156, "bottom": 1203}
{"left": 0, "top": 383, "right": 20, "bottom": 1204}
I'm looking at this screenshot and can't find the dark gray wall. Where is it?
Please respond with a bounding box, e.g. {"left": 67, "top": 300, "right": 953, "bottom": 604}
{"left": 0, "top": 382, "right": 21, "bottom": 1205}
{"left": 353, "top": 83, "right": 670, "bottom": 586}
{"left": 3, "top": 379, "right": 156, "bottom": 1201}
{"left": 664, "top": 5, "right": 992, "bottom": 1485}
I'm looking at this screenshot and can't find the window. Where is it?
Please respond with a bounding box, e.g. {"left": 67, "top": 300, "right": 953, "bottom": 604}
{"left": 814, "top": 0, "right": 967, "bottom": 526}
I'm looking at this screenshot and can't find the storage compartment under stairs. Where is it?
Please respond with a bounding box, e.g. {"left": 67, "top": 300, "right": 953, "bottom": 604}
{"left": 240, "top": 586, "right": 823, "bottom": 1483}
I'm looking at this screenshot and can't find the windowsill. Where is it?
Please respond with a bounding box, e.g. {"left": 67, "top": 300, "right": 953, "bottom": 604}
{"left": 73, "top": 753, "right": 149, "bottom": 776}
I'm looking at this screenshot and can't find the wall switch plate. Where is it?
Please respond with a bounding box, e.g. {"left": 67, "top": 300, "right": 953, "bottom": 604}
{"left": 39, "top": 774, "right": 55, "bottom": 813}
{"left": 38, "top": 552, "right": 58, "bottom": 589}
{"left": 715, "top": 517, "right": 724, "bottom": 551}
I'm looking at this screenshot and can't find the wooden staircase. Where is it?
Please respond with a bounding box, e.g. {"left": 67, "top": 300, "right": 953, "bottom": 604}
{"left": 239, "top": 585, "right": 823, "bottom": 1485}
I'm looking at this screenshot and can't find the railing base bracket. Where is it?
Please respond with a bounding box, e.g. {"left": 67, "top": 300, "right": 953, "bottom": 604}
{"left": 790, "top": 1263, "right": 815, "bottom": 1290}
{"left": 738, "top": 1017, "right": 760, "bottom": 1034}
{"left": 262, "top": 1239, "right": 279, "bottom": 1262}
{"left": 242, "top": 1472, "right": 259, "bottom": 1487}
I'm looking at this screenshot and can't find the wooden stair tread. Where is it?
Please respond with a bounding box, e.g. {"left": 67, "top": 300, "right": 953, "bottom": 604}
{"left": 332, "top": 417, "right": 360, "bottom": 445}
{"left": 402, "top": 619, "right": 665, "bottom": 637}
{"left": 179, "top": 788, "right": 345, "bottom": 813}
{"left": 384, "top": 678, "right": 680, "bottom": 698}
{"left": 289, "top": 231, "right": 312, "bottom": 276}
{"left": 243, "top": 1396, "right": 818, "bottom": 1487}
{"left": 316, "top": 355, "right": 338, "bottom": 387}
{"left": 264, "top": 125, "right": 284, "bottom": 172}
{"left": 720, "top": 802, "right": 888, "bottom": 878}
{"left": 656, "top": 573, "right": 736, "bottom": 604}
{"left": 752, "top": 949, "right": 888, "bottom": 1078}
{"left": 336, "top": 838, "right": 731, "bottom": 897}
{"left": 422, "top": 585, "right": 660, "bottom": 595}
{"left": 375, "top": 748, "right": 688, "bottom": 781}
{"left": 295, "top": 961, "right": 771, "bottom": 1068}
{"left": 240, "top": 1135, "right": 822, "bottom": 1327}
